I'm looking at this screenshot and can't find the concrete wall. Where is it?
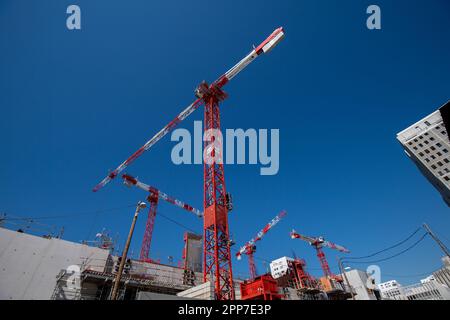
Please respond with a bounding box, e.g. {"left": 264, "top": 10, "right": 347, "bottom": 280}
{"left": 343, "top": 269, "right": 378, "bottom": 300}
{"left": 0, "top": 227, "right": 109, "bottom": 300}
{"left": 177, "top": 281, "right": 214, "bottom": 299}
{"left": 176, "top": 281, "right": 242, "bottom": 300}
{"left": 137, "top": 291, "right": 195, "bottom": 300}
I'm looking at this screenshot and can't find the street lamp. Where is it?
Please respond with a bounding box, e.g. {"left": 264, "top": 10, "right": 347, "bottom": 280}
{"left": 110, "top": 201, "right": 146, "bottom": 300}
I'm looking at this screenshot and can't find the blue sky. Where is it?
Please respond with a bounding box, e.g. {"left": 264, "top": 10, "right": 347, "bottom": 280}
{"left": 1, "top": 1, "right": 449, "bottom": 285}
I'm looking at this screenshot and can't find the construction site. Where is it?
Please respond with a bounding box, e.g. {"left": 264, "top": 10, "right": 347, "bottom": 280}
{"left": 2, "top": 19, "right": 450, "bottom": 302}
{"left": 0, "top": 27, "right": 364, "bottom": 301}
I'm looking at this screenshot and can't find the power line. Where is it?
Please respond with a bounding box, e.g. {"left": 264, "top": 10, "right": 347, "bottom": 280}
{"left": 342, "top": 233, "right": 429, "bottom": 265}
{"left": 0, "top": 204, "right": 137, "bottom": 221}
{"left": 344, "top": 227, "right": 423, "bottom": 261}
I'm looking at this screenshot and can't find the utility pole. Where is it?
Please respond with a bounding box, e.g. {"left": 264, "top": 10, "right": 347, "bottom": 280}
{"left": 423, "top": 223, "right": 450, "bottom": 258}
{"left": 338, "top": 257, "right": 355, "bottom": 300}
{"left": 110, "top": 201, "right": 146, "bottom": 300}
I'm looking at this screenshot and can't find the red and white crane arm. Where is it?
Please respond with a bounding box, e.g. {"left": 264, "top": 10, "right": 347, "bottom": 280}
{"left": 290, "top": 230, "right": 350, "bottom": 253}
{"left": 236, "top": 210, "right": 287, "bottom": 260}
{"left": 92, "top": 27, "right": 285, "bottom": 192}
{"left": 122, "top": 174, "right": 203, "bottom": 218}
{"left": 290, "top": 230, "right": 316, "bottom": 244}
{"left": 323, "top": 240, "right": 350, "bottom": 253}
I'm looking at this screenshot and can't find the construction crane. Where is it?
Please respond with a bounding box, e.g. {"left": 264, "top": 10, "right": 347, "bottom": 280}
{"left": 290, "top": 230, "right": 350, "bottom": 279}
{"left": 122, "top": 174, "right": 202, "bottom": 262}
{"left": 237, "top": 210, "right": 287, "bottom": 280}
{"left": 93, "top": 27, "right": 285, "bottom": 300}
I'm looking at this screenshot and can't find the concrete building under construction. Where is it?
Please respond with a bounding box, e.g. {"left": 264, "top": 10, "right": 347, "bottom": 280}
{"left": 0, "top": 227, "right": 204, "bottom": 300}
{"left": 0, "top": 225, "right": 356, "bottom": 300}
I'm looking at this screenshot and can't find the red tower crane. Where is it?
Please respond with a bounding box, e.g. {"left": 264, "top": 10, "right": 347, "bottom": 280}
{"left": 122, "top": 174, "right": 202, "bottom": 262}
{"left": 290, "top": 230, "right": 350, "bottom": 279}
{"left": 236, "top": 210, "right": 287, "bottom": 279}
{"left": 93, "top": 28, "right": 285, "bottom": 300}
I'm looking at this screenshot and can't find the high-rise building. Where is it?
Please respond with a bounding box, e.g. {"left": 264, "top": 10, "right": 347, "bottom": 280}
{"left": 397, "top": 101, "right": 450, "bottom": 206}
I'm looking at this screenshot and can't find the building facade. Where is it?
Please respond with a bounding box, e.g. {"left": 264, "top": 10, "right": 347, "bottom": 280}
{"left": 403, "top": 280, "right": 450, "bottom": 300}
{"left": 433, "top": 256, "right": 450, "bottom": 288}
{"left": 378, "top": 276, "right": 450, "bottom": 300}
{"left": 396, "top": 100, "right": 450, "bottom": 206}
{"left": 378, "top": 280, "right": 405, "bottom": 300}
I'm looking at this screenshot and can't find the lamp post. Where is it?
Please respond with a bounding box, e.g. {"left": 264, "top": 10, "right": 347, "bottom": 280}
{"left": 110, "top": 201, "right": 146, "bottom": 300}
{"left": 338, "top": 257, "right": 355, "bottom": 300}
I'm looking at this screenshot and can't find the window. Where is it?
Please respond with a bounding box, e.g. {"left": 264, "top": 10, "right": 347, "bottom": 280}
{"left": 430, "top": 137, "right": 435, "bottom": 141}
{"left": 444, "top": 159, "right": 449, "bottom": 164}
{"left": 438, "top": 161, "right": 443, "bottom": 166}
{"left": 438, "top": 171, "right": 443, "bottom": 176}
{"left": 444, "top": 176, "right": 450, "bottom": 181}
{"left": 443, "top": 149, "right": 448, "bottom": 153}
{"left": 425, "top": 149, "right": 430, "bottom": 154}
{"left": 442, "top": 131, "right": 446, "bottom": 135}
{"left": 425, "top": 121, "right": 431, "bottom": 126}
{"left": 431, "top": 155, "right": 436, "bottom": 159}
{"left": 419, "top": 152, "right": 424, "bottom": 157}
{"left": 425, "top": 140, "right": 429, "bottom": 144}
{"left": 419, "top": 143, "right": 424, "bottom": 147}
{"left": 431, "top": 165, "right": 437, "bottom": 169}
{"left": 437, "top": 152, "right": 442, "bottom": 156}
{"left": 425, "top": 158, "right": 430, "bottom": 163}
{"left": 430, "top": 146, "right": 436, "bottom": 151}
{"left": 436, "top": 143, "right": 442, "bottom": 147}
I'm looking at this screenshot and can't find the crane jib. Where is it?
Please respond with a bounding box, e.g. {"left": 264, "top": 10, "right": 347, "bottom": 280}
{"left": 93, "top": 27, "right": 284, "bottom": 192}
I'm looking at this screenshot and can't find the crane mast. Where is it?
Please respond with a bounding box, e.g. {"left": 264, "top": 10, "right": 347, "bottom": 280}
{"left": 93, "top": 27, "right": 285, "bottom": 300}
{"left": 122, "top": 174, "right": 202, "bottom": 262}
